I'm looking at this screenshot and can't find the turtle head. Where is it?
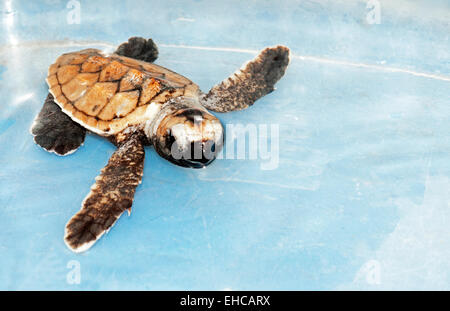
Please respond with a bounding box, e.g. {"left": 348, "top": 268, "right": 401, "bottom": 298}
{"left": 149, "top": 100, "right": 224, "bottom": 169}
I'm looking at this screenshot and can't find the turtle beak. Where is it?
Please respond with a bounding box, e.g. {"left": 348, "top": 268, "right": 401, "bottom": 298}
{"left": 153, "top": 108, "right": 224, "bottom": 168}
{"left": 172, "top": 139, "right": 219, "bottom": 168}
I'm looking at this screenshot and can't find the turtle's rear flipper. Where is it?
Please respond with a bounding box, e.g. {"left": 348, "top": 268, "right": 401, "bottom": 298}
{"left": 31, "top": 93, "right": 86, "bottom": 156}
{"left": 115, "top": 37, "right": 158, "bottom": 63}
{"left": 201, "top": 46, "right": 290, "bottom": 112}
{"left": 64, "top": 133, "right": 145, "bottom": 253}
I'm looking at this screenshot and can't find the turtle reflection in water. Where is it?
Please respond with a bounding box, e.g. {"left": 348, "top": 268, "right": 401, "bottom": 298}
{"left": 31, "top": 37, "right": 290, "bottom": 252}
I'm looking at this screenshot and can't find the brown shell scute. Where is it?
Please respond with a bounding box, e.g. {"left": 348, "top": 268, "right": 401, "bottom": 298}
{"left": 120, "top": 69, "right": 145, "bottom": 92}
{"left": 81, "top": 55, "right": 110, "bottom": 72}
{"left": 99, "top": 60, "right": 129, "bottom": 82}
{"left": 61, "top": 72, "right": 99, "bottom": 101}
{"left": 57, "top": 65, "right": 79, "bottom": 84}
{"left": 139, "top": 78, "right": 162, "bottom": 106}
{"left": 98, "top": 90, "right": 139, "bottom": 120}
{"left": 74, "top": 82, "right": 118, "bottom": 116}
{"left": 47, "top": 49, "right": 199, "bottom": 135}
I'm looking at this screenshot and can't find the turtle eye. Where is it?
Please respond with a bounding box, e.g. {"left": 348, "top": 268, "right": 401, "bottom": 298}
{"left": 153, "top": 109, "right": 223, "bottom": 168}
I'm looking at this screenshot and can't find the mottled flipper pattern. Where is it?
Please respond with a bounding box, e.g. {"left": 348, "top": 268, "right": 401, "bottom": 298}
{"left": 31, "top": 93, "right": 86, "bottom": 155}
{"left": 201, "top": 46, "right": 290, "bottom": 112}
{"left": 64, "top": 133, "right": 145, "bottom": 252}
{"left": 115, "top": 37, "right": 159, "bottom": 63}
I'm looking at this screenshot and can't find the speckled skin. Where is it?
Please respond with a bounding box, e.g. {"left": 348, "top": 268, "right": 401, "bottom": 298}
{"left": 64, "top": 130, "right": 145, "bottom": 252}
{"left": 202, "top": 45, "right": 290, "bottom": 112}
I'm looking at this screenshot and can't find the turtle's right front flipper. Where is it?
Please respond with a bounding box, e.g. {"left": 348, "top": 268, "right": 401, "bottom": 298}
{"left": 31, "top": 93, "right": 86, "bottom": 155}
{"left": 64, "top": 132, "right": 145, "bottom": 253}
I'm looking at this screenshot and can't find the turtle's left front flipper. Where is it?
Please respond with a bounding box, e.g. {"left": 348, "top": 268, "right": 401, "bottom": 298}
{"left": 201, "top": 46, "right": 290, "bottom": 112}
{"left": 64, "top": 132, "right": 145, "bottom": 253}
{"left": 31, "top": 93, "right": 86, "bottom": 155}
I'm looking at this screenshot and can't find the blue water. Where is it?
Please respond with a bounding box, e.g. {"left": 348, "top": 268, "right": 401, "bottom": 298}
{"left": 0, "top": 0, "right": 449, "bottom": 290}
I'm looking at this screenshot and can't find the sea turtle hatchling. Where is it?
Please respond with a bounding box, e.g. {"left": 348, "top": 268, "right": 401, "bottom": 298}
{"left": 31, "top": 37, "right": 290, "bottom": 253}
